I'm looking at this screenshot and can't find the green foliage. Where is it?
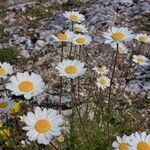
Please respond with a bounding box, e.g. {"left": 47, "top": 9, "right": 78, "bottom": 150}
{"left": 142, "top": 22, "right": 150, "bottom": 31}
{"left": 139, "top": 13, "right": 150, "bottom": 31}
{"left": 30, "top": 6, "right": 53, "bottom": 20}
{"left": 0, "top": 24, "right": 6, "bottom": 36}
{"left": 31, "top": 7, "right": 46, "bottom": 19}
{"left": 0, "top": 47, "right": 18, "bottom": 64}
{"left": 64, "top": 0, "right": 82, "bottom": 8}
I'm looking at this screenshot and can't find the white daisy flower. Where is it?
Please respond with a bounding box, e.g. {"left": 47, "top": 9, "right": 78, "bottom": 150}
{"left": 52, "top": 30, "right": 75, "bottom": 42}
{"left": 22, "top": 107, "right": 64, "bottom": 145}
{"left": 111, "top": 42, "right": 128, "bottom": 54}
{"left": 96, "top": 76, "right": 110, "bottom": 90}
{"left": 6, "top": 72, "right": 45, "bottom": 99}
{"left": 0, "top": 98, "right": 14, "bottom": 113}
{"left": 136, "top": 34, "right": 150, "bottom": 43}
{"left": 63, "top": 11, "right": 85, "bottom": 22}
{"left": 0, "top": 62, "right": 13, "bottom": 79}
{"left": 112, "top": 135, "right": 130, "bottom": 150}
{"left": 128, "top": 132, "right": 150, "bottom": 150}
{"left": 103, "top": 27, "right": 134, "bottom": 43}
{"left": 72, "top": 34, "right": 92, "bottom": 45}
{"left": 74, "top": 24, "right": 88, "bottom": 33}
{"left": 132, "top": 55, "right": 149, "bottom": 66}
{"left": 56, "top": 59, "right": 86, "bottom": 79}
{"left": 93, "top": 66, "right": 109, "bottom": 75}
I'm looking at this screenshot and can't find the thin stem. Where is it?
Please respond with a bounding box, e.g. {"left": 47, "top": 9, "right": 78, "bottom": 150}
{"left": 1, "top": 129, "right": 17, "bottom": 148}
{"left": 71, "top": 79, "right": 91, "bottom": 147}
{"left": 59, "top": 42, "right": 64, "bottom": 114}
{"left": 68, "top": 22, "right": 74, "bottom": 58}
{"left": 70, "top": 79, "right": 76, "bottom": 149}
{"left": 1, "top": 78, "right": 9, "bottom": 97}
{"left": 78, "top": 45, "right": 82, "bottom": 60}
{"left": 107, "top": 42, "right": 119, "bottom": 142}
{"left": 77, "top": 45, "right": 82, "bottom": 102}
{"left": 61, "top": 42, "right": 64, "bottom": 62}
{"left": 50, "top": 142, "right": 58, "bottom": 150}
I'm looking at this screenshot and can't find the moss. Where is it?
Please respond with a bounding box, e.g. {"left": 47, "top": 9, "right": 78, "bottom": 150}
{"left": 63, "top": 0, "right": 82, "bottom": 8}
{"left": 30, "top": 6, "right": 53, "bottom": 20}
{"left": 0, "top": 47, "right": 18, "bottom": 64}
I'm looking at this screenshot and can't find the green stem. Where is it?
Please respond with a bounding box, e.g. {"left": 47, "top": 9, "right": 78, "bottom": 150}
{"left": 68, "top": 22, "right": 74, "bottom": 58}
{"left": 78, "top": 45, "right": 82, "bottom": 60}
{"left": 107, "top": 42, "right": 119, "bottom": 142}
{"left": 71, "top": 79, "right": 91, "bottom": 147}
{"left": 70, "top": 79, "right": 75, "bottom": 149}
{"left": 1, "top": 129, "right": 17, "bottom": 148}
{"left": 59, "top": 42, "right": 64, "bottom": 114}
{"left": 50, "top": 142, "right": 58, "bottom": 150}
{"left": 1, "top": 78, "right": 9, "bottom": 97}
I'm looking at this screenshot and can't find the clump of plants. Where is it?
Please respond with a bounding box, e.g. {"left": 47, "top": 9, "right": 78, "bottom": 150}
{"left": 63, "top": 0, "right": 82, "bottom": 8}
{"left": 0, "top": 47, "right": 18, "bottom": 64}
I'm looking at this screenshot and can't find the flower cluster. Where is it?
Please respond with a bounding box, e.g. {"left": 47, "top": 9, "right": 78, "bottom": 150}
{"left": 0, "top": 9, "right": 149, "bottom": 149}
{"left": 0, "top": 62, "right": 64, "bottom": 146}
{"left": 52, "top": 11, "right": 92, "bottom": 46}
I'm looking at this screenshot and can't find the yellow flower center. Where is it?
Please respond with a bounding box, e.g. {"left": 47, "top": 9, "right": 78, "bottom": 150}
{"left": 57, "top": 33, "right": 68, "bottom": 41}
{"left": 76, "top": 37, "right": 86, "bottom": 44}
{"left": 69, "top": 15, "right": 78, "bottom": 21}
{"left": 65, "top": 66, "right": 77, "bottom": 75}
{"left": 35, "top": 119, "right": 51, "bottom": 133}
{"left": 111, "top": 32, "right": 125, "bottom": 40}
{"left": 137, "top": 141, "right": 150, "bottom": 150}
{"left": 119, "top": 143, "right": 129, "bottom": 150}
{"left": 139, "top": 36, "right": 148, "bottom": 42}
{"left": 97, "top": 67, "right": 105, "bottom": 73}
{"left": 137, "top": 58, "right": 144, "bottom": 63}
{"left": 99, "top": 79, "right": 106, "bottom": 85}
{"left": 0, "top": 101, "right": 8, "bottom": 108}
{"left": 19, "top": 81, "right": 34, "bottom": 92}
{"left": 74, "top": 27, "right": 82, "bottom": 32}
{"left": 0, "top": 67, "right": 6, "bottom": 76}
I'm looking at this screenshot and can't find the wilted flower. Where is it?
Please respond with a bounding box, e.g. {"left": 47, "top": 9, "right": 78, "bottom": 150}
{"left": 57, "top": 135, "right": 65, "bottom": 143}
{"left": 10, "top": 101, "right": 22, "bottom": 113}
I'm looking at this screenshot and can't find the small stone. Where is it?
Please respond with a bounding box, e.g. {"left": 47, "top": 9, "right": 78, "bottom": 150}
{"left": 20, "top": 50, "right": 30, "bottom": 59}
{"left": 36, "top": 40, "right": 45, "bottom": 47}
{"left": 4, "top": 26, "right": 21, "bottom": 35}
